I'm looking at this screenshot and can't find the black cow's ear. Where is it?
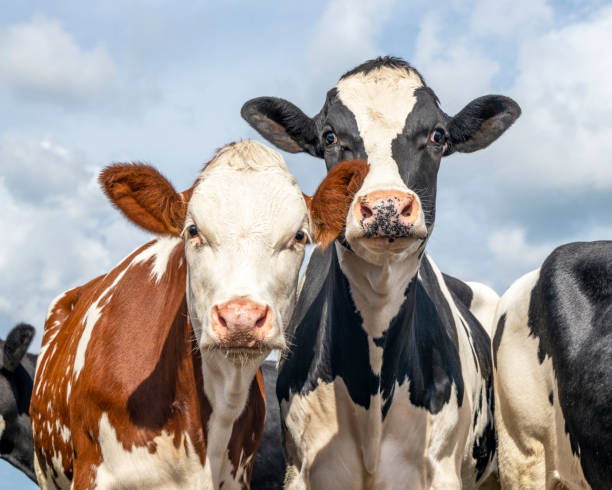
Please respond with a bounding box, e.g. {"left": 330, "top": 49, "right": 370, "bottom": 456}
{"left": 241, "top": 97, "right": 322, "bottom": 157}
{"left": 2, "top": 323, "right": 35, "bottom": 372}
{"left": 445, "top": 95, "right": 521, "bottom": 155}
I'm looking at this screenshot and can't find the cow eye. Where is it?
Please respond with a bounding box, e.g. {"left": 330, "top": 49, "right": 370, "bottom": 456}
{"left": 294, "top": 230, "right": 308, "bottom": 244}
{"left": 323, "top": 131, "right": 338, "bottom": 146}
{"left": 188, "top": 225, "right": 198, "bottom": 237}
{"left": 430, "top": 128, "right": 445, "bottom": 144}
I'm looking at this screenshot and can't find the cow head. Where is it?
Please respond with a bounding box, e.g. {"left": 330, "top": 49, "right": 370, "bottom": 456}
{"left": 100, "top": 141, "right": 310, "bottom": 364}
{"left": 242, "top": 57, "right": 520, "bottom": 265}
{"left": 0, "top": 323, "right": 36, "bottom": 482}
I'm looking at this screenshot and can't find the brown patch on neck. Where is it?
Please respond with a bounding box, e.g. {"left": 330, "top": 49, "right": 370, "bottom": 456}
{"left": 310, "top": 160, "right": 369, "bottom": 248}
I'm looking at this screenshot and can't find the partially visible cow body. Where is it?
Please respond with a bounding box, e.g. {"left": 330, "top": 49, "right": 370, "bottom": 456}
{"left": 31, "top": 140, "right": 310, "bottom": 489}
{"left": 251, "top": 361, "right": 285, "bottom": 490}
{"left": 0, "top": 323, "right": 37, "bottom": 483}
{"left": 32, "top": 238, "right": 263, "bottom": 489}
{"left": 242, "top": 56, "right": 519, "bottom": 488}
{"left": 493, "top": 241, "right": 612, "bottom": 490}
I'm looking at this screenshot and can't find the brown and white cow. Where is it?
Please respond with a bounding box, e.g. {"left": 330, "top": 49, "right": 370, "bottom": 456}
{"left": 30, "top": 140, "right": 311, "bottom": 489}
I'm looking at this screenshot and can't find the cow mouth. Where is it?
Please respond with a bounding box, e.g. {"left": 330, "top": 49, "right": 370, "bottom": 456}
{"left": 204, "top": 340, "right": 284, "bottom": 362}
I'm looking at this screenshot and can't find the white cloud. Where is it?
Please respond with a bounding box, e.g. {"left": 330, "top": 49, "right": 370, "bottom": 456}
{"left": 469, "top": 0, "right": 552, "bottom": 37}
{"left": 0, "top": 131, "right": 90, "bottom": 202}
{"left": 0, "top": 132, "right": 148, "bottom": 349}
{"left": 497, "top": 5, "right": 612, "bottom": 189}
{"left": 307, "top": 0, "right": 396, "bottom": 80}
{"left": 412, "top": 12, "right": 500, "bottom": 112}
{"left": 0, "top": 15, "right": 117, "bottom": 104}
{"left": 487, "top": 226, "right": 554, "bottom": 272}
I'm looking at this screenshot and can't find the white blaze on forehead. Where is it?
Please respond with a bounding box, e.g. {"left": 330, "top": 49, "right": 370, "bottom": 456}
{"left": 336, "top": 66, "right": 424, "bottom": 193}
{"left": 191, "top": 140, "right": 305, "bottom": 246}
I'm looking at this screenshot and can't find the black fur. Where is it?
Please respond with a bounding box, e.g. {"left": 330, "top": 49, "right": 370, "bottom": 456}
{"left": 251, "top": 361, "right": 284, "bottom": 490}
{"left": 527, "top": 241, "right": 612, "bottom": 489}
{"left": 0, "top": 324, "right": 37, "bottom": 483}
{"left": 492, "top": 313, "right": 506, "bottom": 369}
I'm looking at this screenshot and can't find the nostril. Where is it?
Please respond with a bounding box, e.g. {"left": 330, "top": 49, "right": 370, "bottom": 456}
{"left": 255, "top": 306, "right": 269, "bottom": 328}
{"left": 215, "top": 306, "right": 227, "bottom": 328}
{"left": 360, "top": 202, "right": 373, "bottom": 219}
{"left": 400, "top": 199, "right": 414, "bottom": 217}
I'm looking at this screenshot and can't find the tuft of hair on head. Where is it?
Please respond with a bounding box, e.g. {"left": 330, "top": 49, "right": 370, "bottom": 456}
{"left": 199, "top": 139, "right": 293, "bottom": 179}
{"left": 340, "top": 56, "right": 426, "bottom": 85}
{"left": 310, "top": 160, "right": 369, "bottom": 249}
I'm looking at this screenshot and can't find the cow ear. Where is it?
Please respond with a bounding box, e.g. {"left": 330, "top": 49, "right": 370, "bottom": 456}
{"left": 310, "top": 160, "right": 369, "bottom": 249}
{"left": 100, "top": 164, "right": 188, "bottom": 236}
{"left": 445, "top": 95, "right": 521, "bottom": 155}
{"left": 241, "top": 97, "right": 321, "bottom": 157}
{"left": 3, "top": 323, "right": 35, "bottom": 372}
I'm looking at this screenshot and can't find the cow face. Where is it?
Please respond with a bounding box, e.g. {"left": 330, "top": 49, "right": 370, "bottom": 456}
{"left": 242, "top": 57, "right": 520, "bottom": 265}
{"left": 100, "top": 141, "right": 310, "bottom": 364}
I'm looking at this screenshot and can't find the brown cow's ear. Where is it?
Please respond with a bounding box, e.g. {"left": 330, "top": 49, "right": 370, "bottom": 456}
{"left": 310, "top": 160, "right": 369, "bottom": 249}
{"left": 100, "top": 163, "right": 188, "bottom": 236}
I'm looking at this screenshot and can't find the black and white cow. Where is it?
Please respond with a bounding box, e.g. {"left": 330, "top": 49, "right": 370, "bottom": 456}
{"left": 242, "top": 57, "right": 520, "bottom": 488}
{"left": 493, "top": 241, "right": 612, "bottom": 490}
{"left": 0, "top": 323, "right": 37, "bottom": 483}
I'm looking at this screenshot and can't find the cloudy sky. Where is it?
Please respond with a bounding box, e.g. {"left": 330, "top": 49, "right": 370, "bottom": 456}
{"left": 1, "top": 1, "right": 611, "bottom": 485}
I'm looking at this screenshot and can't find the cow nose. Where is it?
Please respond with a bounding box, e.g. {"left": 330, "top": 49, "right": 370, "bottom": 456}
{"left": 210, "top": 298, "right": 273, "bottom": 345}
{"left": 354, "top": 190, "right": 420, "bottom": 238}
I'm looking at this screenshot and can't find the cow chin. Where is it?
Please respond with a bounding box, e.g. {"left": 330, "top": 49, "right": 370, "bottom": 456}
{"left": 346, "top": 232, "right": 427, "bottom": 266}
{"left": 199, "top": 325, "right": 287, "bottom": 365}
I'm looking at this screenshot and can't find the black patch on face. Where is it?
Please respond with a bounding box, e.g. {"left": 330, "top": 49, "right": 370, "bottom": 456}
{"left": 340, "top": 56, "right": 426, "bottom": 85}
{"left": 391, "top": 87, "right": 449, "bottom": 231}
{"left": 527, "top": 241, "right": 612, "bottom": 489}
{"left": 548, "top": 392, "right": 554, "bottom": 406}
{"left": 314, "top": 89, "right": 367, "bottom": 170}
{"left": 492, "top": 313, "right": 506, "bottom": 369}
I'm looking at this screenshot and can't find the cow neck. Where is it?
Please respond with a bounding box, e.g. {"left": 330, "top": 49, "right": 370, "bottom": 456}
{"left": 333, "top": 241, "right": 421, "bottom": 474}
{"left": 334, "top": 241, "right": 420, "bottom": 343}
{"left": 200, "top": 353, "right": 262, "bottom": 485}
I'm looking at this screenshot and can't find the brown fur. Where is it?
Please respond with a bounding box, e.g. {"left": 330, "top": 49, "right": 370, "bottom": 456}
{"left": 99, "top": 164, "right": 190, "bottom": 236}
{"left": 310, "top": 160, "right": 369, "bottom": 248}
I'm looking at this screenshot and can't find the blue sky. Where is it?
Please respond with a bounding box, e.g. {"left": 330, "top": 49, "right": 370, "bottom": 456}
{"left": 1, "top": 1, "right": 611, "bottom": 486}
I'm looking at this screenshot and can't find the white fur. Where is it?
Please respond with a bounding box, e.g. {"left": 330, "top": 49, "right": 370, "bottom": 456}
{"left": 185, "top": 141, "right": 308, "bottom": 352}
{"left": 201, "top": 352, "right": 263, "bottom": 489}
{"left": 132, "top": 235, "right": 181, "bottom": 284}
{"left": 73, "top": 266, "right": 129, "bottom": 380}
{"left": 465, "top": 281, "right": 500, "bottom": 337}
{"left": 94, "top": 413, "right": 207, "bottom": 489}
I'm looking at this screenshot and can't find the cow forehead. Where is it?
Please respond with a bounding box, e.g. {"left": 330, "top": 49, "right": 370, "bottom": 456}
{"left": 190, "top": 169, "right": 306, "bottom": 242}
{"left": 335, "top": 67, "right": 425, "bottom": 140}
